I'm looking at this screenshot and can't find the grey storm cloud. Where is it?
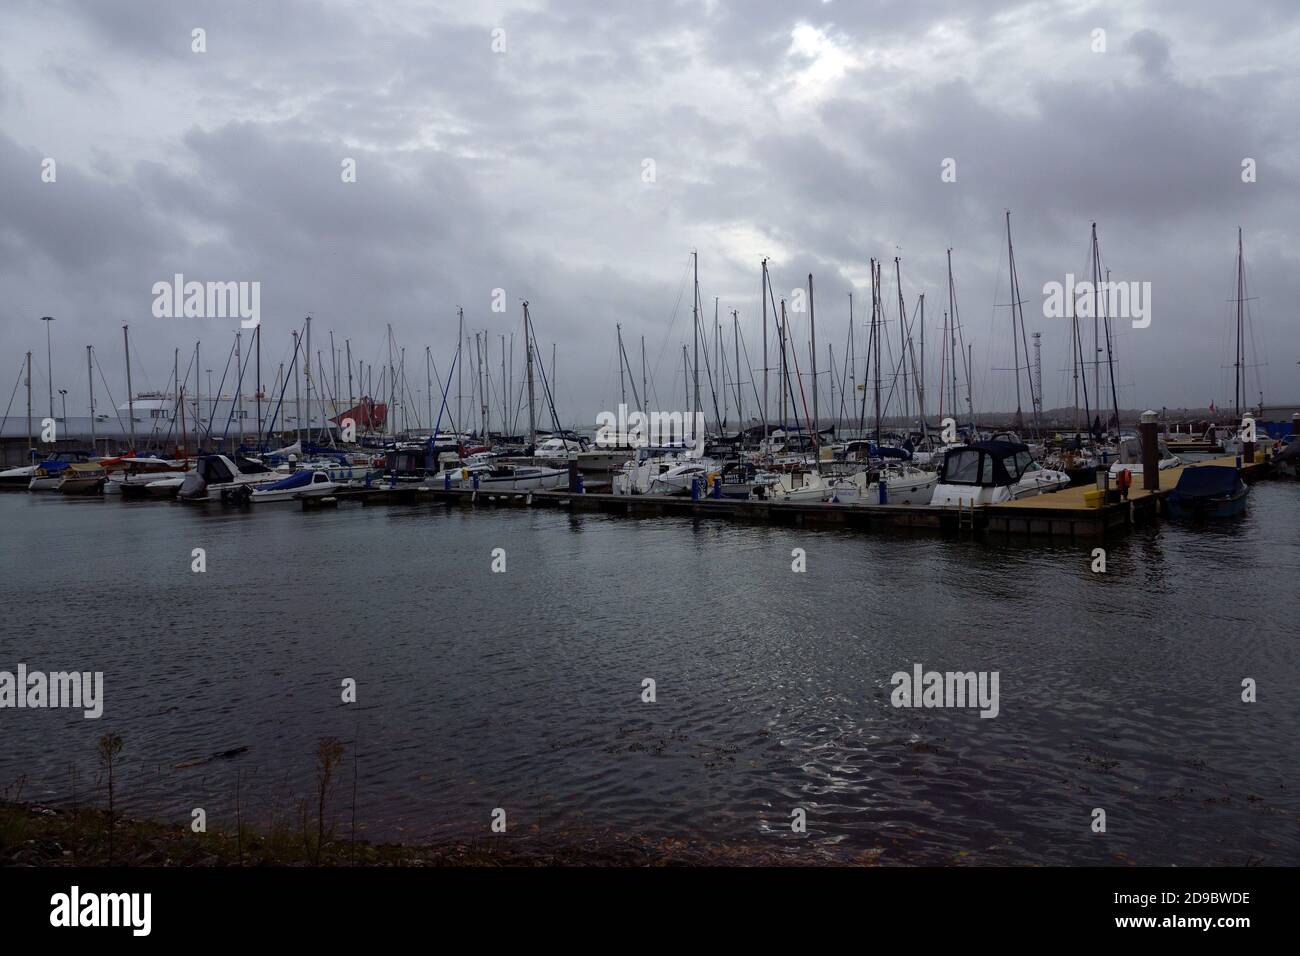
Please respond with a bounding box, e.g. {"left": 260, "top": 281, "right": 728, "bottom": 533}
{"left": 0, "top": 0, "right": 1296, "bottom": 430}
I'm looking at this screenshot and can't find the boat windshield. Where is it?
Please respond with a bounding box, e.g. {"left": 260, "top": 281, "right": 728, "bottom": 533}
{"left": 946, "top": 449, "right": 983, "bottom": 484}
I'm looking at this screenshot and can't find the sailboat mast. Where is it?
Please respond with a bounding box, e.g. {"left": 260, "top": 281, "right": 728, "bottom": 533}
{"left": 617, "top": 324, "right": 626, "bottom": 407}
{"left": 123, "top": 324, "right": 136, "bottom": 449}
{"left": 693, "top": 251, "right": 700, "bottom": 419}
{"left": 895, "top": 257, "right": 907, "bottom": 422}
{"left": 236, "top": 332, "right": 244, "bottom": 449}
{"left": 1235, "top": 227, "right": 1244, "bottom": 421}
{"left": 25, "top": 351, "right": 32, "bottom": 461}
{"left": 808, "top": 273, "right": 818, "bottom": 442}
{"left": 292, "top": 329, "right": 302, "bottom": 444}
{"left": 524, "top": 301, "right": 536, "bottom": 449}
{"left": 918, "top": 293, "right": 926, "bottom": 435}
{"left": 732, "top": 310, "right": 742, "bottom": 425}
{"left": 872, "top": 259, "right": 882, "bottom": 442}
{"left": 761, "top": 258, "right": 769, "bottom": 441}
{"left": 1005, "top": 212, "right": 1023, "bottom": 425}
{"left": 255, "top": 323, "right": 263, "bottom": 447}
{"left": 305, "top": 316, "right": 312, "bottom": 441}
{"left": 87, "top": 346, "right": 96, "bottom": 455}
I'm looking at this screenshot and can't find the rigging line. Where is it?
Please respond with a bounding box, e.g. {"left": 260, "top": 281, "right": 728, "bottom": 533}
{"left": 91, "top": 349, "right": 128, "bottom": 437}
{"left": 735, "top": 322, "right": 764, "bottom": 425}
{"left": 0, "top": 360, "right": 26, "bottom": 438}
{"left": 650, "top": 253, "right": 693, "bottom": 388}
{"left": 208, "top": 336, "right": 238, "bottom": 438}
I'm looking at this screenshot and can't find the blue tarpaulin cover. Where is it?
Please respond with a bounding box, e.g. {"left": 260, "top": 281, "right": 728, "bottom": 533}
{"left": 1171, "top": 465, "right": 1239, "bottom": 499}
{"left": 257, "top": 470, "right": 314, "bottom": 491}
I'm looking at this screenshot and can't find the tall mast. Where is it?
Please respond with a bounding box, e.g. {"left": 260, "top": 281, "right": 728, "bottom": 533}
{"left": 1235, "top": 227, "right": 1244, "bottom": 421}
{"left": 123, "top": 325, "right": 136, "bottom": 449}
{"left": 918, "top": 293, "right": 926, "bottom": 436}
{"left": 345, "top": 338, "right": 354, "bottom": 424}
{"left": 194, "top": 341, "right": 201, "bottom": 450}
{"left": 1094, "top": 225, "right": 1121, "bottom": 434}
{"left": 456, "top": 307, "right": 464, "bottom": 432}
{"left": 895, "top": 257, "right": 907, "bottom": 422}
{"left": 477, "top": 331, "right": 488, "bottom": 437}
{"left": 305, "top": 316, "right": 312, "bottom": 441}
{"left": 329, "top": 330, "right": 339, "bottom": 426}
{"left": 255, "top": 323, "right": 263, "bottom": 447}
{"left": 292, "top": 329, "right": 302, "bottom": 444}
{"left": 808, "top": 273, "right": 818, "bottom": 442}
{"left": 732, "top": 310, "right": 742, "bottom": 425}
{"left": 87, "top": 346, "right": 96, "bottom": 455}
{"left": 1005, "top": 212, "right": 1023, "bottom": 427}
{"left": 523, "top": 301, "right": 536, "bottom": 449}
{"left": 640, "top": 335, "right": 647, "bottom": 416}
{"left": 872, "top": 259, "right": 882, "bottom": 442}
{"left": 692, "top": 251, "right": 700, "bottom": 418}
{"left": 779, "top": 299, "right": 788, "bottom": 427}
{"left": 761, "top": 258, "right": 769, "bottom": 440}
{"left": 617, "top": 324, "right": 626, "bottom": 407}
{"left": 236, "top": 332, "right": 244, "bottom": 449}
{"left": 25, "top": 351, "right": 32, "bottom": 461}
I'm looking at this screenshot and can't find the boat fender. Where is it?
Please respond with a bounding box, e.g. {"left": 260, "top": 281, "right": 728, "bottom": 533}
{"left": 1116, "top": 468, "right": 1132, "bottom": 499}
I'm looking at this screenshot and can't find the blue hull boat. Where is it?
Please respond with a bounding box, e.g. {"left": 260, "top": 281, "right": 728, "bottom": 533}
{"left": 1165, "top": 465, "right": 1248, "bottom": 520}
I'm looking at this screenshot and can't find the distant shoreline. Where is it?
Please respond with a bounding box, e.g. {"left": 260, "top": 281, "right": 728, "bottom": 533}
{"left": 0, "top": 800, "right": 813, "bottom": 867}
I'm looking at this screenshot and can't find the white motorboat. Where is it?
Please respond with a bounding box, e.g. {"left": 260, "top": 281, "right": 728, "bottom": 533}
{"left": 247, "top": 469, "right": 340, "bottom": 502}
{"left": 176, "top": 454, "right": 278, "bottom": 501}
{"left": 0, "top": 464, "right": 37, "bottom": 488}
{"left": 930, "top": 440, "right": 1070, "bottom": 507}
{"left": 1106, "top": 436, "right": 1181, "bottom": 477}
{"left": 645, "top": 459, "right": 719, "bottom": 496}
{"left": 768, "top": 470, "right": 831, "bottom": 502}
{"left": 612, "top": 445, "right": 708, "bottom": 495}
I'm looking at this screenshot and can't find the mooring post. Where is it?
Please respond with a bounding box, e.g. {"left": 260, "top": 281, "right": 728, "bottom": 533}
{"left": 567, "top": 459, "right": 579, "bottom": 492}
{"left": 1140, "top": 409, "right": 1160, "bottom": 491}
{"left": 1293, "top": 413, "right": 1300, "bottom": 438}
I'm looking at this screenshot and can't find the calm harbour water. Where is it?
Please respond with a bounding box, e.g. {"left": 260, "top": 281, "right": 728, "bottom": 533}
{"left": 1, "top": 480, "right": 1297, "bottom": 864}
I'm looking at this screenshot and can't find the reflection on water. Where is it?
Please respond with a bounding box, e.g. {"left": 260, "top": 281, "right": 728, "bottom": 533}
{"left": 0, "top": 482, "right": 1296, "bottom": 864}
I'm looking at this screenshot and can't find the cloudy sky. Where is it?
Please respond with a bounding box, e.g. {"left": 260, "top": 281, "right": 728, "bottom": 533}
{"left": 1, "top": 0, "right": 1297, "bottom": 434}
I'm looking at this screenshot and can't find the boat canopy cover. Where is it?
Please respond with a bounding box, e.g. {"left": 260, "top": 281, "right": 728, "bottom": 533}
{"left": 196, "top": 456, "right": 236, "bottom": 483}
{"left": 1172, "top": 465, "right": 1239, "bottom": 498}
{"left": 969, "top": 440, "right": 1030, "bottom": 457}
{"left": 940, "top": 440, "right": 1030, "bottom": 486}
{"left": 256, "top": 470, "right": 314, "bottom": 491}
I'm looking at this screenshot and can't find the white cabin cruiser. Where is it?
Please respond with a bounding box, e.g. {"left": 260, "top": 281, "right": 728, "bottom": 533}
{"left": 646, "top": 459, "right": 719, "bottom": 496}
{"left": 930, "top": 441, "right": 1070, "bottom": 507}
{"left": 1106, "top": 436, "right": 1181, "bottom": 477}
{"left": 176, "top": 454, "right": 277, "bottom": 501}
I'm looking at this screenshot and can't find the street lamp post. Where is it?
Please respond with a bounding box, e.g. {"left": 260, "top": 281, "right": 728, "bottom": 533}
{"left": 41, "top": 316, "right": 55, "bottom": 421}
{"left": 58, "top": 389, "right": 67, "bottom": 425}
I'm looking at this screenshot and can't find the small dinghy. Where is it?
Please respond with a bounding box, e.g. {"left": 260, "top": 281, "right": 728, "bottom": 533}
{"left": 1166, "top": 465, "right": 1248, "bottom": 520}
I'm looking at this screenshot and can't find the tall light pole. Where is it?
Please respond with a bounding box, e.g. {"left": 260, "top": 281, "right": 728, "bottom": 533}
{"left": 58, "top": 389, "right": 67, "bottom": 424}
{"left": 41, "top": 316, "right": 55, "bottom": 420}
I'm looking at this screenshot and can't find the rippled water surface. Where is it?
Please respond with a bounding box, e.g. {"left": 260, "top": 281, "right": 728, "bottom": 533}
{"left": 1, "top": 481, "right": 1297, "bottom": 864}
